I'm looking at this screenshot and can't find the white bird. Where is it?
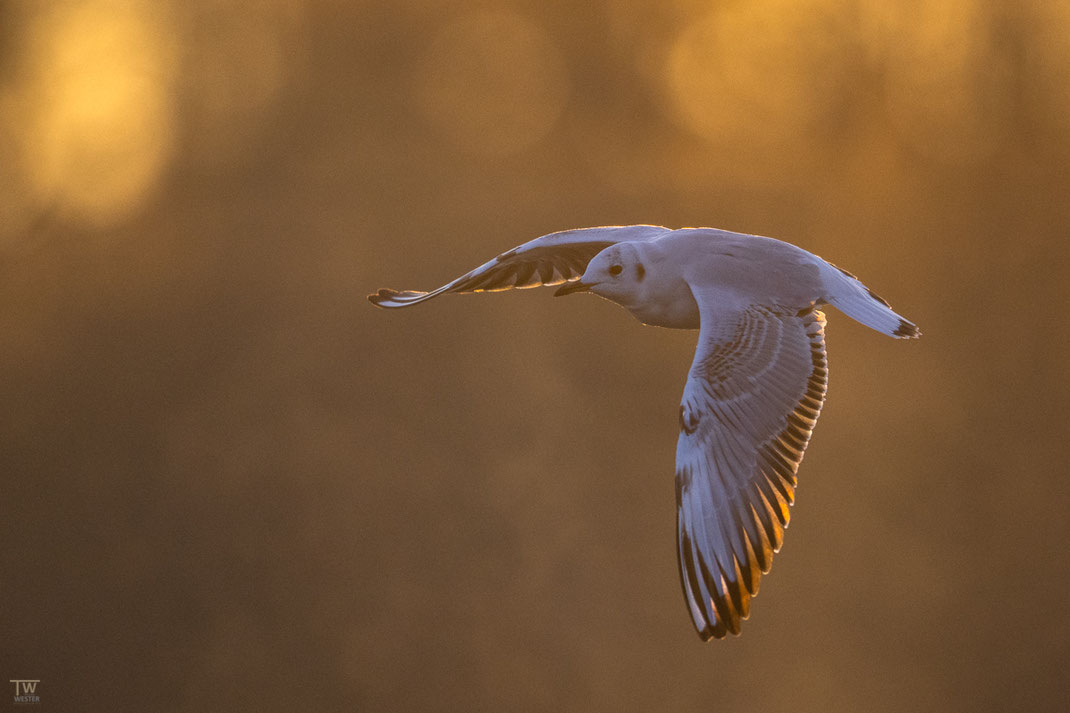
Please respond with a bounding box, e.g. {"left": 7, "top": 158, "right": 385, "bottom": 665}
{"left": 369, "top": 225, "right": 920, "bottom": 640}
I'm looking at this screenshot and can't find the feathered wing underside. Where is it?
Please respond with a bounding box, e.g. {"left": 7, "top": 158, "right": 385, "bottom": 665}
{"left": 368, "top": 225, "right": 669, "bottom": 308}
{"left": 676, "top": 299, "right": 828, "bottom": 640}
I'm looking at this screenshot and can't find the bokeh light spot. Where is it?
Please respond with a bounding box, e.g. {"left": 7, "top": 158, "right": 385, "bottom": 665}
{"left": 17, "top": 0, "right": 178, "bottom": 228}
{"left": 415, "top": 10, "right": 569, "bottom": 156}
{"left": 667, "top": 0, "right": 849, "bottom": 149}
{"left": 874, "top": 0, "right": 1006, "bottom": 165}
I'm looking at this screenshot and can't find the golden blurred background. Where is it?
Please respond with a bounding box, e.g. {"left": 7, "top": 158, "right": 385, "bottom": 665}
{"left": 2, "top": 0, "right": 1068, "bottom": 710}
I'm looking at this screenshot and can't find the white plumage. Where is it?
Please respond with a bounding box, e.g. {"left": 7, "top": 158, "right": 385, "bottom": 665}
{"left": 370, "top": 225, "right": 920, "bottom": 639}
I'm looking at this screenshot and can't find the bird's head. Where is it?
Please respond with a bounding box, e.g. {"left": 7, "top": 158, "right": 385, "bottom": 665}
{"left": 554, "top": 243, "right": 649, "bottom": 308}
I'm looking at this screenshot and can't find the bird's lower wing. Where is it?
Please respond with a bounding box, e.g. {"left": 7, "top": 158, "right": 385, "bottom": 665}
{"left": 368, "top": 225, "right": 668, "bottom": 308}
{"left": 676, "top": 298, "right": 828, "bottom": 640}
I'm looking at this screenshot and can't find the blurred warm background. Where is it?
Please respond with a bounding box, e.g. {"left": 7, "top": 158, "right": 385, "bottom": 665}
{"left": 2, "top": 0, "right": 1068, "bottom": 710}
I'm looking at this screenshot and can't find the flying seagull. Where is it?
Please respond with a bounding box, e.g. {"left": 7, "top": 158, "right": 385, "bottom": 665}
{"left": 369, "top": 225, "right": 920, "bottom": 640}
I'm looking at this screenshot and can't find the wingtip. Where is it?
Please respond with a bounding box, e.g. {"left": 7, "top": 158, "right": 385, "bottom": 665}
{"left": 368, "top": 288, "right": 399, "bottom": 308}
{"left": 699, "top": 619, "right": 731, "bottom": 641}
{"left": 893, "top": 318, "right": 921, "bottom": 339}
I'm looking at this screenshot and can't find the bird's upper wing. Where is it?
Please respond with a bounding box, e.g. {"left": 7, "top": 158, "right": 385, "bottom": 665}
{"left": 368, "top": 225, "right": 669, "bottom": 308}
{"left": 676, "top": 290, "right": 828, "bottom": 640}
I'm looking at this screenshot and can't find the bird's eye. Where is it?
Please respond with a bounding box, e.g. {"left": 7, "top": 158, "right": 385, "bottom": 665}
{"left": 609, "top": 264, "right": 623, "bottom": 276}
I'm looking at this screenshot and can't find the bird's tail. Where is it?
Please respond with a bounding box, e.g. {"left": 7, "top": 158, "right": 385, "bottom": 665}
{"left": 820, "top": 262, "right": 920, "bottom": 339}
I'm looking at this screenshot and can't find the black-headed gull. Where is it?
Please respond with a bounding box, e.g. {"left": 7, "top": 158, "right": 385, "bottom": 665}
{"left": 370, "top": 225, "right": 920, "bottom": 640}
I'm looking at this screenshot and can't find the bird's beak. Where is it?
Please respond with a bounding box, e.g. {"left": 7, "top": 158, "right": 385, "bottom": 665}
{"left": 554, "top": 280, "right": 594, "bottom": 297}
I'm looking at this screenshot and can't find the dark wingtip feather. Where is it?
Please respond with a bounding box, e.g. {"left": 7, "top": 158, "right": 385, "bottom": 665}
{"left": 707, "top": 620, "right": 728, "bottom": 640}
{"left": 893, "top": 319, "right": 921, "bottom": 338}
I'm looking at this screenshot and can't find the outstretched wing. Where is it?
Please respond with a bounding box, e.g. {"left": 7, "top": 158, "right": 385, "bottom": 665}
{"left": 368, "top": 225, "right": 668, "bottom": 308}
{"left": 676, "top": 296, "right": 828, "bottom": 640}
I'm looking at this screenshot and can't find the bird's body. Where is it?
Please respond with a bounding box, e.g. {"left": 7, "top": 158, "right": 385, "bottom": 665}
{"left": 568, "top": 229, "right": 824, "bottom": 328}
{"left": 370, "top": 225, "right": 919, "bottom": 640}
